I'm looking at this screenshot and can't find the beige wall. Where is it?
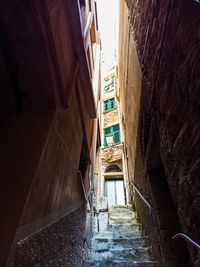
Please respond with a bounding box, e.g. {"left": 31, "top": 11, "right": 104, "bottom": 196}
{"left": 118, "top": 0, "right": 142, "bottom": 184}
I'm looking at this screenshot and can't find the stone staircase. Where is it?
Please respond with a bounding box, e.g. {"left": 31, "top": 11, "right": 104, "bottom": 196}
{"left": 84, "top": 206, "right": 158, "bottom": 267}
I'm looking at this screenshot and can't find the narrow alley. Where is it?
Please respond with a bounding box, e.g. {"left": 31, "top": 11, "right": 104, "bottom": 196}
{"left": 0, "top": 0, "right": 200, "bottom": 267}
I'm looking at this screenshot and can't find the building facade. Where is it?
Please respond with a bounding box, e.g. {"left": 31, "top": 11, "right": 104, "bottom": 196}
{"left": 0, "top": 1, "right": 100, "bottom": 266}
{"left": 96, "top": 65, "right": 129, "bottom": 208}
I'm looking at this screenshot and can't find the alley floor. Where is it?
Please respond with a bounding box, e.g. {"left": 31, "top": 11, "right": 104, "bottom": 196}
{"left": 84, "top": 206, "right": 158, "bottom": 267}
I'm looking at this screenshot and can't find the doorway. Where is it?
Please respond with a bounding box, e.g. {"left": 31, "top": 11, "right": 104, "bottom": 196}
{"left": 104, "top": 179, "right": 125, "bottom": 206}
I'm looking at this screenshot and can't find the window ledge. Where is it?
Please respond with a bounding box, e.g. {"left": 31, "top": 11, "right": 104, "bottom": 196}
{"left": 102, "top": 142, "right": 122, "bottom": 149}
{"left": 103, "top": 106, "right": 117, "bottom": 114}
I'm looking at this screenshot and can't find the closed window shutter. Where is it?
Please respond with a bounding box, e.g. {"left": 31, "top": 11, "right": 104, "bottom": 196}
{"left": 104, "top": 98, "right": 116, "bottom": 111}
{"left": 104, "top": 127, "right": 111, "bottom": 147}
{"left": 111, "top": 100, "right": 114, "bottom": 109}
{"left": 105, "top": 127, "right": 111, "bottom": 135}
{"left": 104, "top": 134, "right": 107, "bottom": 147}
{"left": 113, "top": 124, "right": 119, "bottom": 132}
{"left": 104, "top": 101, "right": 108, "bottom": 111}
{"left": 104, "top": 124, "right": 120, "bottom": 147}
{"left": 114, "top": 130, "right": 120, "bottom": 144}
{"left": 108, "top": 100, "right": 111, "bottom": 110}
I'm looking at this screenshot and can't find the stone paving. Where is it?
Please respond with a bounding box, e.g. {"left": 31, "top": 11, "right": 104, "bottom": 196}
{"left": 84, "top": 206, "right": 158, "bottom": 267}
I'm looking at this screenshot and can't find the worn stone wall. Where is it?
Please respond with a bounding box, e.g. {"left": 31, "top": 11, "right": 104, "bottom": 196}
{"left": 102, "top": 146, "right": 123, "bottom": 163}
{"left": 125, "top": 0, "right": 200, "bottom": 266}
{"left": 10, "top": 204, "right": 86, "bottom": 267}
{"left": 103, "top": 109, "right": 119, "bottom": 128}
{"left": 118, "top": 0, "right": 142, "bottom": 193}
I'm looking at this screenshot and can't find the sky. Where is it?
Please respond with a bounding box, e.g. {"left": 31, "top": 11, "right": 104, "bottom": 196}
{"left": 96, "top": 0, "right": 119, "bottom": 69}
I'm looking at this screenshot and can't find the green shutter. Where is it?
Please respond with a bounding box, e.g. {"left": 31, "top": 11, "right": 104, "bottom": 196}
{"left": 104, "top": 124, "right": 121, "bottom": 147}
{"left": 112, "top": 124, "right": 119, "bottom": 131}
{"left": 104, "top": 127, "right": 111, "bottom": 147}
{"left": 104, "top": 127, "right": 111, "bottom": 135}
{"left": 104, "top": 101, "right": 108, "bottom": 111}
{"left": 104, "top": 98, "right": 116, "bottom": 111}
{"left": 113, "top": 124, "right": 120, "bottom": 144}
{"left": 114, "top": 131, "right": 120, "bottom": 144}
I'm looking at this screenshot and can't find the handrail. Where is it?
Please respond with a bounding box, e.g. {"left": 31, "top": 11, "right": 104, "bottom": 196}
{"left": 130, "top": 182, "right": 153, "bottom": 215}
{"left": 172, "top": 233, "right": 200, "bottom": 251}
{"left": 77, "top": 170, "right": 88, "bottom": 203}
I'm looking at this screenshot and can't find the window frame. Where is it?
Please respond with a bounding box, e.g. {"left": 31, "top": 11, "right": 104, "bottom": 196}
{"left": 103, "top": 98, "right": 116, "bottom": 112}
{"left": 104, "top": 124, "right": 121, "bottom": 147}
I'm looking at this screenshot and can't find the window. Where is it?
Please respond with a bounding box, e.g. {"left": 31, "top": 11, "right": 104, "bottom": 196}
{"left": 104, "top": 77, "right": 114, "bottom": 92}
{"left": 104, "top": 124, "right": 121, "bottom": 147}
{"left": 104, "top": 98, "right": 116, "bottom": 111}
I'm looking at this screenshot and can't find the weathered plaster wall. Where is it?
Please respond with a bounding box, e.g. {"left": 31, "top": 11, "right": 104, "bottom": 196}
{"left": 118, "top": 0, "right": 142, "bottom": 185}
{"left": 103, "top": 109, "right": 119, "bottom": 128}
{"left": 125, "top": 0, "right": 200, "bottom": 266}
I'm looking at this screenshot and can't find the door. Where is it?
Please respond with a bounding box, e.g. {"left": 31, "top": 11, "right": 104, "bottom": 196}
{"left": 105, "top": 179, "right": 125, "bottom": 206}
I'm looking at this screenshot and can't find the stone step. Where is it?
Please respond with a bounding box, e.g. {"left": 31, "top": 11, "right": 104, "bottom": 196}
{"left": 109, "top": 219, "right": 139, "bottom": 225}
{"left": 84, "top": 260, "right": 159, "bottom": 267}
{"left": 88, "top": 247, "right": 152, "bottom": 262}
{"left": 109, "top": 209, "right": 136, "bottom": 214}
{"left": 109, "top": 209, "right": 136, "bottom": 216}
{"left": 109, "top": 210, "right": 136, "bottom": 215}
{"left": 94, "top": 230, "right": 143, "bottom": 239}
{"left": 92, "top": 237, "right": 148, "bottom": 251}
{"left": 109, "top": 217, "right": 137, "bottom": 223}
{"left": 108, "top": 223, "right": 141, "bottom": 232}
{"left": 86, "top": 206, "right": 157, "bottom": 267}
{"left": 94, "top": 231, "right": 114, "bottom": 239}
{"left": 113, "top": 229, "right": 142, "bottom": 238}
{"left": 109, "top": 205, "right": 133, "bottom": 210}
{"left": 109, "top": 209, "right": 136, "bottom": 213}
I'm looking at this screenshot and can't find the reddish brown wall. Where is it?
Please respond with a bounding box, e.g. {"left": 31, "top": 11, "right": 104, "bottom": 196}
{"left": 0, "top": 85, "right": 91, "bottom": 266}
{"left": 0, "top": 0, "right": 98, "bottom": 265}
{"left": 20, "top": 87, "right": 85, "bottom": 225}
{"left": 126, "top": 0, "right": 200, "bottom": 266}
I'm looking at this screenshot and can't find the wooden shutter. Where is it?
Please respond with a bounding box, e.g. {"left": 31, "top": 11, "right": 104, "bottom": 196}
{"left": 113, "top": 124, "right": 120, "bottom": 144}
{"left": 104, "top": 98, "right": 115, "bottom": 111}
{"left": 104, "top": 127, "right": 111, "bottom": 147}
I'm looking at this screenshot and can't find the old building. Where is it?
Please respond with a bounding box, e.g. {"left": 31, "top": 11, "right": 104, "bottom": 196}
{"left": 0, "top": 0, "right": 100, "bottom": 266}
{"left": 97, "top": 65, "right": 129, "bottom": 207}
{"left": 119, "top": 0, "right": 200, "bottom": 266}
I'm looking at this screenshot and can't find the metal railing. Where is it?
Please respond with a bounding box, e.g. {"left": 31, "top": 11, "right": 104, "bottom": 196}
{"left": 77, "top": 170, "right": 88, "bottom": 203}
{"left": 130, "top": 182, "right": 153, "bottom": 215}
{"left": 129, "top": 182, "right": 200, "bottom": 254}
{"left": 172, "top": 233, "right": 200, "bottom": 251}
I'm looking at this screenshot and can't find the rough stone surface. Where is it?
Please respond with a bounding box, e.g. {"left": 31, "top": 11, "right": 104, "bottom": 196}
{"left": 124, "top": 0, "right": 200, "bottom": 266}
{"left": 11, "top": 205, "right": 86, "bottom": 267}
{"left": 118, "top": 0, "right": 142, "bottom": 183}
{"left": 85, "top": 206, "right": 158, "bottom": 267}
